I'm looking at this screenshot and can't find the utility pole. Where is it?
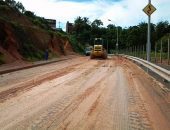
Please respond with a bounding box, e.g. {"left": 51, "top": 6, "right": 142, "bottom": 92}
{"left": 59, "top": 21, "right": 61, "bottom": 28}
{"left": 108, "top": 19, "right": 118, "bottom": 55}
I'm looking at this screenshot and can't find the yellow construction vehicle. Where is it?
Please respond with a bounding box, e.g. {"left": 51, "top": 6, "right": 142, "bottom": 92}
{"left": 90, "top": 38, "right": 107, "bottom": 59}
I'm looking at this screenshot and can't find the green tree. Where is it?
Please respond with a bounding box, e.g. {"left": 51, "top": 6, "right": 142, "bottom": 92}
{"left": 24, "top": 11, "right": 35, "bottom": 18}
{"left": 71, "top": 17, "right": 170, "bottom": 54}
{"left": 73, "top": 16, "right": 91, "bottom": 44}
{"left": 15, "top": 2, "right": 25, "bottom": 13}
{"left": 5, "top": 0, "right": 25, "bottom": 13}
{"left": 5, "top": 0, "right": 16, "bottom": 7}
{"left": 91, "top": 19, "right": 103, "bottom": 27}
{"left": 155, "top": 21, "right": 169, "bottom": 41}
{"left": 91, "top": 19, "right": 104, "bottom": 39}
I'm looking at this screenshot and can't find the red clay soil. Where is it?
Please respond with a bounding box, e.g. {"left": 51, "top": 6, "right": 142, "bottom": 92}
{"left": 0, "top": 56, "right": 169, "bottom": 130}
{"left": 0, "top": 21, "right": 23, "bottom": 63}
{"left": 0, "top": 21, "right": 74, "bottom": 64}
{"left": 0, "top": 5, "right": 74, "bottom": 64}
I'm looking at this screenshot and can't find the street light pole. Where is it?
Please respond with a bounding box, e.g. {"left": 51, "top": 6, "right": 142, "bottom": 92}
{"left": 108, "top": 19, "right": 118, "bottom": 54}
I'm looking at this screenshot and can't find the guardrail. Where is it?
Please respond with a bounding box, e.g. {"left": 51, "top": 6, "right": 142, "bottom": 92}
{"left": 121, "top": 55, "right": 170, "bottom": 83}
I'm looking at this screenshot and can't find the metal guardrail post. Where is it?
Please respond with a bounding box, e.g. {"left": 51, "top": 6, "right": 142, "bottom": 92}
{"left": 131, "top": 47, "right": 133, "bottom": 56}
{"left": 155, "top": 42, "right": 157, "bottom": 63}
{"left": 160, "top": 40, "right": 163, "bottom": 64}
{"left": 140, "top": 45, "right": 142, "bottom": 58}
{"left": 168, "top": 38, "right": 170, "bottom": 65}
{"left": 135, "top": 46, "right": 137, "bottom": 57}
{"left": 137, "top": 46, "right": 138, "bottom": 57}
{"left": 143, "top": 45, "right": 145, "bottom": 59}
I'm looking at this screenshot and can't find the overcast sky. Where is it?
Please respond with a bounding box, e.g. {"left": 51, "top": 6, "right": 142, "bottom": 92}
{"left": 16, "top": 0, "right": 170, "bottom": 31}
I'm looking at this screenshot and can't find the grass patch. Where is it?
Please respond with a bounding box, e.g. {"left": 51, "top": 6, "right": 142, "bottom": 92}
{"left": 49, "top": 51, "right": 59, "bottom": 59}
{"left": 11, "top": 22, "right": 45, "bottom": 61}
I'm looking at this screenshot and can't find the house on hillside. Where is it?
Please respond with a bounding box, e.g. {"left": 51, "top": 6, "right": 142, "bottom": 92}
{"left": 66, "top": 21, "right": 73, "bottom": 34}
{"left": 45, "top": 19, "right": 56, "bottom": 29}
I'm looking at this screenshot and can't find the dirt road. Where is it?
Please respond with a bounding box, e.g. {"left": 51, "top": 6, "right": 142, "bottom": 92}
{"left": 0, "top": 56, "right": 170, "bottom": 130}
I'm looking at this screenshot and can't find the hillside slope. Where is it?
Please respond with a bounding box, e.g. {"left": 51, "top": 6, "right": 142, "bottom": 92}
{"left": 0, "top": 1, "right": 73, "bottom": 64}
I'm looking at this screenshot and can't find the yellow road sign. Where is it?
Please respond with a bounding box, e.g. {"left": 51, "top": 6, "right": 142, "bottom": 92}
{"left": 143, "top": 3, "right": 156, "bottom": 16}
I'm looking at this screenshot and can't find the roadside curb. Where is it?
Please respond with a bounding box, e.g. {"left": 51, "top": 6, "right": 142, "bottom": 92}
{"left": 0, "top": 58, "right": 69, "bottom": 75}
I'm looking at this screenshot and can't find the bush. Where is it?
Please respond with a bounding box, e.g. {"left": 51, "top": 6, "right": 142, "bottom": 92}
{"left": 11, "top": 22, "right": 44, "bottom": 61}
{"left": 69, "top": 35, "right": 84, "bottom": 54}
{"left": 30, "top": 17, "right": 51, "bottom": 30}
{"left": 24, "top": 11, "right": 35, "bottom": 18}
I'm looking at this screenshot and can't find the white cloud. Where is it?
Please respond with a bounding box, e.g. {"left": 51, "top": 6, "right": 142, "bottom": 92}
{"left": 16, "top": 0, "right": 170, "bottom": 30}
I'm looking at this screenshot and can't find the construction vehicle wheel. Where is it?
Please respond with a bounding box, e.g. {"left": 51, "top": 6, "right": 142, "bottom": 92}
{"left": 90, "top": 54, "right": 94, "bottom": 59}
{"left": 102, "top": 53, "right": 107, "bottom": 59}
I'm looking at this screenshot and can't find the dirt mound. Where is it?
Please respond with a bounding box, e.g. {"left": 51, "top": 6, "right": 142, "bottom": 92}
{"left": 0, "top": 19, "right": 22, "bottom": 63}
{"left": 0, "top": 3, "right": 73, "bottom": 64}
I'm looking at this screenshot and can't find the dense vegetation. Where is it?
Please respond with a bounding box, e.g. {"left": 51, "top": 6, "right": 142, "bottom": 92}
{"left": 1, "top": 0, "right": 25, "bottom": 13}
{"left": 71, "top": 17, "right": 170, "bottom": 53}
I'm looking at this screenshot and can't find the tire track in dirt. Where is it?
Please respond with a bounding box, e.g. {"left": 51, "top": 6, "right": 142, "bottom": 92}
{"left": 1, "top": 56, "right": 170, "bottom": 130}
{"left": 35, "top": 60, "right": 115, "bottom": 130}
{"left": 0, "top": 64, "right": 79, "bottom": 103}
{"left": 56, "top": 73, "right": 111, "bottom": 130}
{"left": 35, "top": 76, "right": 107, "bottom": 130}
{"left": 122, "top": 60, "right": 153, "bottom": 130}
{"left": 44, "top": 61, "right": 112, "bottom": 130}
{"left": 57, "top": 65, "right": 128, "bottom": 130}
{"left": 3, "top": 59, "right": 110, "bottom": 130}
{"left": 80, "top": 69, "right": 118, "bottom": 130}
{"left": 0, "top": 57, "right": 86, "bottom": 90}
{"left": 123, "top": 57, "right": 170, "bottom": 130}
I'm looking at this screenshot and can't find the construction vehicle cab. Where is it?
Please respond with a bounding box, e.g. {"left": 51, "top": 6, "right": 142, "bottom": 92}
{"left": 90, "top": 38, "right": 107, "bottom": 59}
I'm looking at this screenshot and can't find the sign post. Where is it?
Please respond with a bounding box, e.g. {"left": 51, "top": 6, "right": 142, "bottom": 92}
{"left": 143, "top": 0, "right": 156, "bottom": 62}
